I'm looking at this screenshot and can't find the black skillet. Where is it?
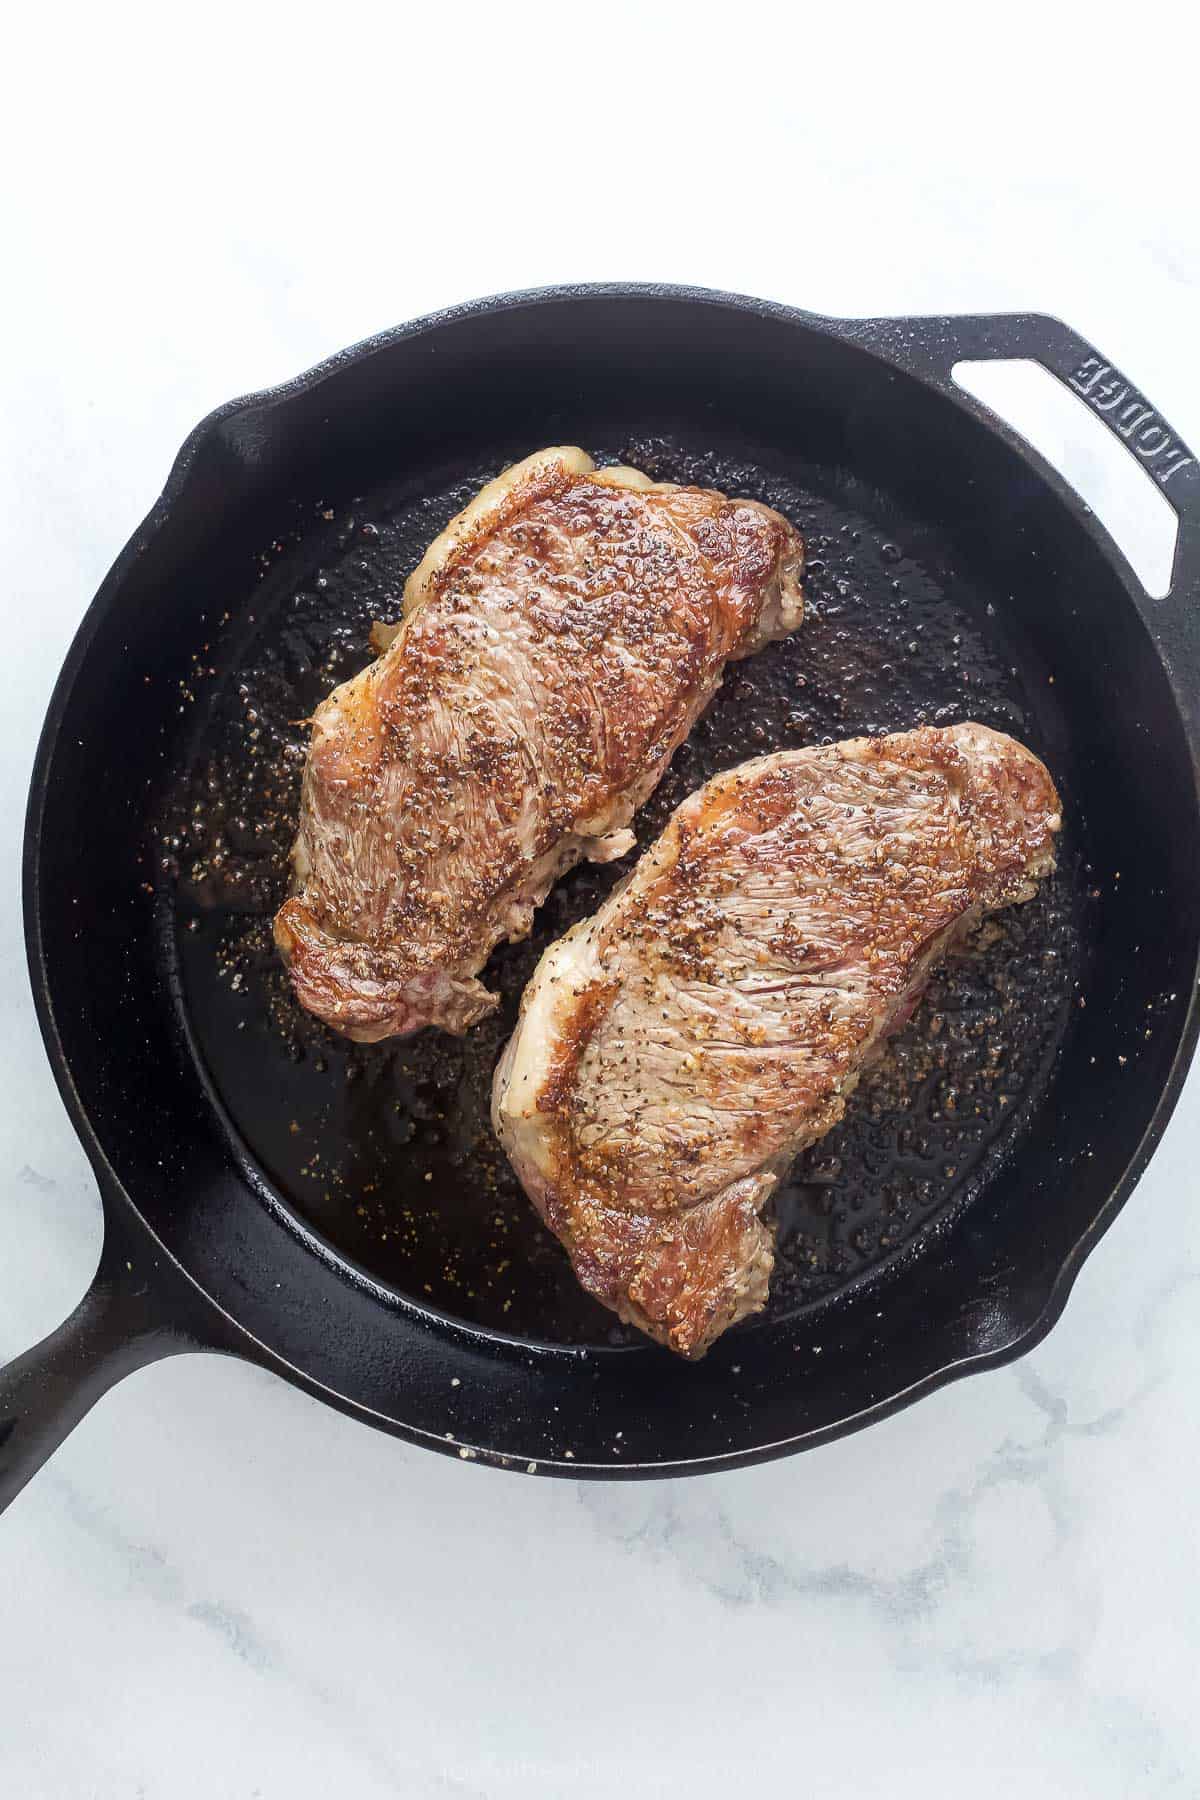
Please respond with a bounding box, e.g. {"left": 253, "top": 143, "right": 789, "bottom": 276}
{"left": 3, "top": 285, "right": 1198, "bottom": 1506}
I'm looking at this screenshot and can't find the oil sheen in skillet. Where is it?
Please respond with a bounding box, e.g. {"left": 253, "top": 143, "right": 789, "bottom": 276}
{"left": 163, "top": 439, "right": 1086, "bottom": 1348}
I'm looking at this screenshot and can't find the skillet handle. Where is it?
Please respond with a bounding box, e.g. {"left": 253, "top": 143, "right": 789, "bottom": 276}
{"left": 0, "top": 1212, "right": 191, "bottom": 1515}
{"left": 837, "top": 311, "right": 1200, "bottom": 604}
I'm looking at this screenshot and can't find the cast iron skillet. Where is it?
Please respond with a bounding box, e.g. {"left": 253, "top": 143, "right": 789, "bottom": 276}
{"left": 3, "top": 285, "right": 1199, "bottom": 1506}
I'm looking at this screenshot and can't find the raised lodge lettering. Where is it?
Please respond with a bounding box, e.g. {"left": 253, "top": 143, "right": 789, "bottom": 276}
{"left": 1069, "top": 356, "right": 1106, "bottom": 396}
{"left": 1067, "top": 356, "right": 1195, "bottom": 487}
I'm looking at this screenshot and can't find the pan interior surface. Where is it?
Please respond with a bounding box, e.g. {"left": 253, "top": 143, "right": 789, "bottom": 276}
{"left": 161, "top": 433, "right": 1088, "bottom": 1349}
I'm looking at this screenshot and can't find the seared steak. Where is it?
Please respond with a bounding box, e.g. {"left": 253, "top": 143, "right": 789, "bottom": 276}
{"left": 274, "top": 448, "right": 804, "bottom": 1040}
{"left": 492, "top": 724, "right": 1061, "bottom": 1357}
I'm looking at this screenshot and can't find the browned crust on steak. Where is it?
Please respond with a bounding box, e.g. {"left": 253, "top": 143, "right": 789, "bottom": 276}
{"left": 274, "top": 447, "right": 805, "bottom": 1040}
{"left": 492, "top": 723, "right": 1062, "bottom": 1357}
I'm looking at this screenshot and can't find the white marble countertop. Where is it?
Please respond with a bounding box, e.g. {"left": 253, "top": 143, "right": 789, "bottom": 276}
{"left": 3, "top": 10, "right": 1200, "bottom": 1795}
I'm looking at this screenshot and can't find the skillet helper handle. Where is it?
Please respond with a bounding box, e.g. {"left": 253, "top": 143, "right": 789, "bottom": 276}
{"left": 841, "top": 311, "right": 1200, "bottom": 602}
{"left": 0, "top": 1216, "right": 186, "bottom": 1515}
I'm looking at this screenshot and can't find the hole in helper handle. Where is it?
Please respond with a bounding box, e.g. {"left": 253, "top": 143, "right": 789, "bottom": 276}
{"left": 829, "top": 311, "right": 1200, "bottom": 725}
{"left": 0, "top": 1208, "right": 193, "bottom": 1515}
